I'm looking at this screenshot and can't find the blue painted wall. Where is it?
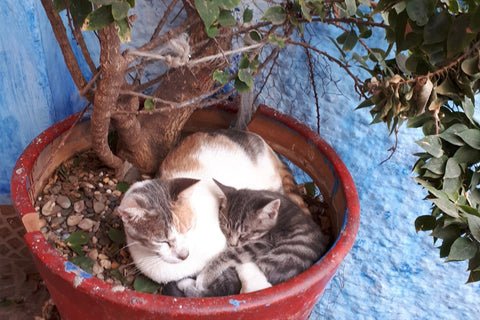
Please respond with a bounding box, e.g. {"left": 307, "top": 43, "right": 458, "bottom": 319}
{"left": 1, "top": 1, "right": 479, "bottom": 319}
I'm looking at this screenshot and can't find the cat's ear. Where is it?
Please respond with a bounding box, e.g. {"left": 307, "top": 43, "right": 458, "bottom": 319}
{"left": 258, "top": 199, "right": 281, "bottom": 220}
{"left": 116, "top": 195, "right": 145, "bottom": 222}
{"left": 212, "top": 179, "right": 236, "bottom": 196}
{"left": 170, "top": 178, "right": 200, "bottom": 200}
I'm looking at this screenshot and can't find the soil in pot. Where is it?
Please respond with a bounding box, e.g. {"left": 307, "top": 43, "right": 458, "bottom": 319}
{"left": 34, "top": 149, "right": 334, "bottom": 295}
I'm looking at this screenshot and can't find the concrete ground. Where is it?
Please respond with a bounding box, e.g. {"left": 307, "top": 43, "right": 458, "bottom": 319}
{"left": 0, "top": 205, "right": 58, "bottom": 320}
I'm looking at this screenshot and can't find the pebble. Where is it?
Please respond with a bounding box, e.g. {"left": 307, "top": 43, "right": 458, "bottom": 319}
{"left": 100, "top": 259, "right": 112, "bottom": 269}
{"left": 41, "top": 199, "right": 58, "bottom": 216}
{"left": 56, "top": 195, "right": 71, "bottom": 209}
{"left": 77, "top": 218, "right": 95, "bottom": 230}
{"left": 74, "top": 200, "right": 85, "bottom": 213}
{"left": 93, "top": 201, "right": 105, "bottom": 214}
{"left": 66, "top": 214, "right": 83, "bottom": 226}
{"left": 87, "top": 248, "right": 99, "bottom": 260}
{"left": 93, "top": 263, "right": 104, "bottom": 275}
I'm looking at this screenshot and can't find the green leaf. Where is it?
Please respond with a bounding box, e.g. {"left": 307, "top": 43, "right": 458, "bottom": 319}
{"left": 467, "top": 270, "right": 480, "bottom": 283}
{"left": 456, "top": 129, "right": 480, "bottom": 150}
{"left": 431, "top": 197, "right": 459, "bottom": 218}
{"left": 461, "top": 56, "right": 480, "bottom": 77}
{"left": 83, "top": 5, "right": 114, "bottom": 31}
{"left": 213, "top": 69, "right": 230, "bottom": 85}
{"left": 116, "top": 181, "right": 130, "bottom": 193}
{"left": 304, "top": 182, "right": 317, "bottom": 198}
{"left": 345, "top": 0, "right": 357, "bottom": 17}
{"left": 243, "top": 8, "right": 253, "bottom": 23}
{"left": 70, "top": 0, "right": 93, "bottom": 26}
{"left": 206, "top": 25, "right": 219, "bottom": 38}
{"left": 416, "top": 135, "right": 444, "bottom": 158}
{"left": 453, "top": 146, "right": 480, "bottom": 165}
{"left": 422, "top": 155, "right": 447, "bottom": 175}
{"left": 261, "top": 5, "right": 286, "bottom": 25}
{"left": 218, "top": 0, "right": 241, "bottom": 10}
{"left": 133, "top": 275, "right": 160, "bottom": 293}
{"left": 423, "top": 11, "right": 450, "bottom": 44}
{"left": 108, "top": 228, "right": 126, "bottom": 244}
{"left": 356, "top": 98, "right": 374, "bottom": 109}
{"left": 195, "top": 0, "right": 219, "bottom": 28}
{"left": 66, "top": 231, "right": 89, "bottom": 246}
{"left": 447, "top": 14, "right": 474, "bottom": 58}
{"left": 111, "top": 2, "right": 130, "bottom": 21}
{"left": 268, "top": 34, "right": 285, "bottom": 48}
{"left": 90, "top": 0, "right": 117, "bottom": 4}
{"left": 53, "top": 0, "right": 67, "bottom": 13}
{"left": 467, "top": 214, "right": 480, "bottom": 242}
{"left": 218, "top": 10, "right": 236, "bottom": 26}
{"left": 144, "top": 98, "right": 155, "bottom": 111}
{"left": 342, "top": 29, "right": 358, "bottom": 52}
{"left": 115, "top": 18, "right": 131, "bottom": 43}
{"left": 439, "top": 123, "right": 468, "bottom": 146}
{"left": 69, "top": 256, "right": 95, "bottom": 274}
{"left": 234, "top": 77, "right": 250, "bottom": 92}
{"left": 249, "top": 30, "right": 262, "bottom": 42}
{"left": 446, "top": 237, "right": 478, "bottom": 262}
{"left": 405, "top": 0, "right": 434, "bottom": 26}
{"left": 126, "top": 0, "right": 135, "bottom": 7}
{"left": 444, "top": 158, "right": 461, "bottom": 179}
{"left": 237, "top": 69, "right": 253, "bottom": 88}
{"left": 469, "top": 5, "right": 480, "bottom": 32}
{"left": 415, "top": 215, "right": 437, "bottom": 232}
{"left": 239, "top": 55, "right": 250, "bottom": 69}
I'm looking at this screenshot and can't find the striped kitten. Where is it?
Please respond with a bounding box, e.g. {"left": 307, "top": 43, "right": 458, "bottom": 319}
{"left": 117, "top": 129, "right": 308, "bottom": 285}
{"left": 177, "top": 181, "right": 329, "bottom": 297}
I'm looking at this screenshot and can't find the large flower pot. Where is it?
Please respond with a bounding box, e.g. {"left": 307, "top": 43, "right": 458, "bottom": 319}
{"left": 11, "top": 104, "right": 360, "bottom": 320}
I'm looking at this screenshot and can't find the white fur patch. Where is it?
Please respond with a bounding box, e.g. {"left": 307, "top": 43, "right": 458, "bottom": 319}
{"left": 236, "top": 262, "right": 272, "bottom": 293}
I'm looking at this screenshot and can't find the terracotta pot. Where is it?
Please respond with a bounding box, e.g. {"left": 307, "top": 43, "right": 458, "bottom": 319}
{"left": 11, "top": 104, "right": 360, "bottom": 320}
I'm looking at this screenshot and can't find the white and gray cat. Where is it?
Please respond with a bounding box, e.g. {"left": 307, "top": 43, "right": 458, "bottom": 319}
{"left": 116, "top": 129, "right": 307, "bottom": 284}
{"left": 173, "top": 180, "right": 329, "bottom": 297}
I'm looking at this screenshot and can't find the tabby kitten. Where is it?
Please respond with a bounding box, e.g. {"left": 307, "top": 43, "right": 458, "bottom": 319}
{"left": 177, "top": 181, "right": 329, "bottom": 297}
{"left": 117, "top": 129, "right": 308, "bottom": 284}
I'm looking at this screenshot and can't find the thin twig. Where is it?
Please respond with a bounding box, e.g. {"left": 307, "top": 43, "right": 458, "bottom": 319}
{"left": 380, "top": 128, "right": 399, "bottom": 165}
{"left": 301, "top": 33, "right": 321, "bottom": 134}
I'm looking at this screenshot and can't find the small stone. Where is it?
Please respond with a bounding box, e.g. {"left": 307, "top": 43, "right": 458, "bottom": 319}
{"left": 38, "top": 218, "right": 47, "bottom": 229}
{"left": 91, "top": 236, "right": 98, "bottom": 245}
{"left": 93, "top": 201, "right": 105, "bottom": 214}
{"left": 100, "top": 259, "right": 112, "bottom": 269}
{"left": 98, "top": 253, "right": 109, "bottom": 260}
{"left": 56, "top": 195, "right": 71, "bottom": 209}
{"left": 77, "top": 218, "right": 95, "bottom": 231}
{"left": 73, "top": 200, "right": 85, "bottom": 213}
{"left": 111, "top": 261, "right": 119, "bottom": 269}
{"left": 42, "top": 199, "right": 59, "bottom": 216}
{"left": 92, "top": 263, "right": 104, "bottom": 275}
{"left": 103, "top": 177, "right": 110, "bottom": 184}
{"left": 114, "top": 191, "right": 123, "bottom": 199}
{"left": 67, "top": 214, "right": 83, "bottom": 227}
{"left": 87, "top": 249, "right": 99, "bottom": 261}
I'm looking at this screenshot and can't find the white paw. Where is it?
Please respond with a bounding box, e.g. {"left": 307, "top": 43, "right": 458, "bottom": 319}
{"left": 177, "top": 278, "right": 196, "bottom": 292}
{"left": 240, "top": 280, "right": 272, "bottom": 294}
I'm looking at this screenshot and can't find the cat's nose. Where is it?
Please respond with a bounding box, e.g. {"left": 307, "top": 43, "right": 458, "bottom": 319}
{"left": 177, "top": 250, "right": 189, "bottom": 260}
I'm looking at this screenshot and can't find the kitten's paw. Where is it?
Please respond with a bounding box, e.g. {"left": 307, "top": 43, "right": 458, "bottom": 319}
{"left": 240, "top": 280, "right": 272, "bottom": 294}
{"left": 177, "top": 278, "right": 196, "bottom": 292}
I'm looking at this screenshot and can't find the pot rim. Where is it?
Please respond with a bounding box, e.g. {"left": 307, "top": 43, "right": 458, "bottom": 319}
{"left": 11, "top": 104, "right": 360, "bottom": 314}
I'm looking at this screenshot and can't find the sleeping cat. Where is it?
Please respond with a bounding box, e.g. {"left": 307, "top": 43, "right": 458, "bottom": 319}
{"left": 176, "top": 180, "right": 329, "bottom": 297}
{"left": 116, "top": 129, "right": 307, "bottom": 284}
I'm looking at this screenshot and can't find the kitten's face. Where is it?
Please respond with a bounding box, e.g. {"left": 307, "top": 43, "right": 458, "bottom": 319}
{"left": 117, "top": 178, "right": 198, "bottom": 263}
{"left": 216, "top": 181, "right": 280, "bottom": 247}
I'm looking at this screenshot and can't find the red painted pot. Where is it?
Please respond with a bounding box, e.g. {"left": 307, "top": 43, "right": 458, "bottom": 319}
{"left": 11, "top": 104, "right": 360, "bottom": 320}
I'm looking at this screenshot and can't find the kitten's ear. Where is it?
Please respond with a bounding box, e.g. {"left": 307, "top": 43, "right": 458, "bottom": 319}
{"left": 212, "top": 179, "right": 236, "bottom": 196}
{"left": 258, "top": 199, "right": 281, "bottom": 220}
{"left": 170, "top": 178, "right": 200, "bottom": 200}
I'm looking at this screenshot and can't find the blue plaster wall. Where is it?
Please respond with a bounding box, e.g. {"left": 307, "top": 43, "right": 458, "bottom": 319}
{"left": 1, "top": 1, "right": 479, "bottom": 319}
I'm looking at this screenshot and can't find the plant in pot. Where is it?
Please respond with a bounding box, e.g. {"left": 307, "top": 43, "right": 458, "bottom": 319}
{"left": 9, "top": 0, "right": 480, "bottom": 319}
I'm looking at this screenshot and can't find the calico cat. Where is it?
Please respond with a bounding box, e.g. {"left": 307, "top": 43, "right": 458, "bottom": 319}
{"left": 116, "top": 129, "right": 307, "bottom": 284}
{"left": 176, "top": 180, "right": 329, "bottom": 297}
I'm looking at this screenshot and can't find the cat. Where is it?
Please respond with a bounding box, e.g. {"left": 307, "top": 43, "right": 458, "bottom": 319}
{"left": 116, "top": 129, "right": 308, "bottom": 285}
{"left": 175, "top": 180, "right": 329, "bottom": 297}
